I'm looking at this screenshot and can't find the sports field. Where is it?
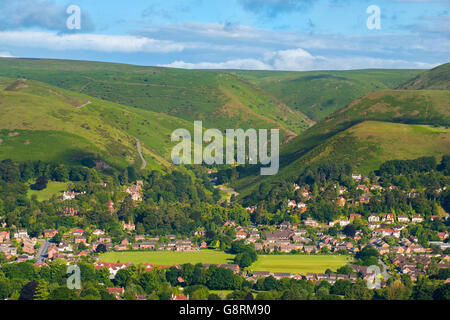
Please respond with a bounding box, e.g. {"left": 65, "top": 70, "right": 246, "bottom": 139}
{"left": 99, "top": 251, "right": 350, "bottom": 274}
{"left": 251, "top": 255, "right": 351, "bottom": 274}
{"left": 99, "top": 250, "right": 235, "bottom": 265}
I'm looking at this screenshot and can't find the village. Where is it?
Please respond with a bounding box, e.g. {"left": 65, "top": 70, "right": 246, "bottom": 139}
{"left": 1, "top": 171, "right": 449, "bottom": 299}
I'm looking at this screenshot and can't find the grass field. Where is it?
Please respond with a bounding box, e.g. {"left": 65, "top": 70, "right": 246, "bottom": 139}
{"left": 250, "top": 255, "right": 351, "bottom": 274}
{"left": 231, "top": 69, "right": 424, "bottom": 121}
{"left": 99, "top": 250, "right": 235, "bottom": 265}
{"left": 27, "top": 181, "right": 68, "bottom": 201}
{"left": 0, "top": 58, "right": 312, "bottom": 137}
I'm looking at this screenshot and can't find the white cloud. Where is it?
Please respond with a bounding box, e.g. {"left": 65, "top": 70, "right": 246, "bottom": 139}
{"left": 0, "top": 51, "right": 14, "bottom": 58}
{"left": 0, "top": 31, "right": 184, "bottom": 53}
{"left": 160, "top": 48, "right": 438, "bottom": 71}
{"left": 161, "top": 58, "right": 271, "bottom": 70}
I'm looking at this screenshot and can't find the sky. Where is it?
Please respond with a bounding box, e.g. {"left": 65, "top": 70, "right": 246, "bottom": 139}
{"left": 0, "top": 0, "right": 448, "bottom": 70}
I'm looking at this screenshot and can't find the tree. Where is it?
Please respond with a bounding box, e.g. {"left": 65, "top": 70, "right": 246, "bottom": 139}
{"left": 383, "top": 280, "right": 409, "bottom": 300}
{"left": 19, "top": 281, "right": 39, "bottom": 300}
{"left": 52, "top": 232, "right": 63, "bottom": 244}
{"left": 95, "top": 243, "right": 107, "bottom": 253}
{"left": 344, "top": 279, "right": 373, "bottom": 300}
{"left": 355, "top": 246, "right": 379, "bottom": 265}
{"left": 343, "top": 224, "right": 356, "bottom": 238}
{"left": 34, "top": 280, "right": 50, "bottom": 300}
{"left": 48, "top": 286, "right": 78, "bottom": 300}
{"left": 433, "top": 283, "right": 450, "bottom": 300}
{"left": 114, "top": 267, "right": 135, "bottom": 288}
{"left": 0, "top": 280, "right": 11, "bottom": 300}
{"left": 331, "top": 280, "right": 352, "bottom": 296}
{"left": 336, "top": 265, "right": 354, "bottom": 275}
{"left": 0, "top": 252, "right": 7, "bottom": 265}
{"left": 30, "top": 176, "right": 48, "bottom": 191}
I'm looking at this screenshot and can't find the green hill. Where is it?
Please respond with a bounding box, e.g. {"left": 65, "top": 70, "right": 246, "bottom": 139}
{"left": 233, "top": 88, "right": 450, "bottom": 196}
{"left": 0, "top": 76, "right": 195, "bottom": 170}
{"left": 0, "top": 58, "right": 313, "bottom": 141}
{"left": 229, "top": 69, "right": 424, "bottom": 121}
{"left": 398, "top": 62, "right": 450, "bottom": 90}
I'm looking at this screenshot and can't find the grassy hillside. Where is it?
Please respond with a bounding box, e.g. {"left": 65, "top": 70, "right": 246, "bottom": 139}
{"left": 0, "top": 58, "right": 312, "bottom": 140}
{"left": 284, "top": 121, "right": 450, "bottom": 175}
{"left": 0, "top": 76, "right": 196, "bottom": 170}
{"left": 398, "top": 62, "right": 450, "bottom": 90}
{"left": 234, "top": 89, "right": 450, "bottom": 195}
{"left": 230, "top": 69, "right": 424, "bottom": 121}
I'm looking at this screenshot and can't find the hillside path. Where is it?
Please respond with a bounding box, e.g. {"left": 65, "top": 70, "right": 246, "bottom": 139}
{"left": 136, "top": 138, "right": 147, "bottom": 169}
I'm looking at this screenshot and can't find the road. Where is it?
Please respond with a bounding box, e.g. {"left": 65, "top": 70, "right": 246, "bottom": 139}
{"left": 136, "top": 138, "right": 147, "bottom": 169}
{"left": 36, "top": 240, "right": 50, "bottom": 263}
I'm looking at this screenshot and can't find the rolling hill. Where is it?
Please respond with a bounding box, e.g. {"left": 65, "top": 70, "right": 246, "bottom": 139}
{"left": 232, "top": 65, "right": 450, "bottom": 197}
{"left": 0, "top": 58, "right": 313, "bottom": 141}
{"left": 229, "top": 69, "right": 424, "bottom": 121}
{"left": 398, "top": 62, "right": 450, "bottom": 90}
{"left": 0, "top": 76, "right": 196, "bottom": 170}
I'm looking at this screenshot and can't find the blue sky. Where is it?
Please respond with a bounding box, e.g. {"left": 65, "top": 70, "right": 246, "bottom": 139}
{"left": 0, "top": 0, "right": 448, "bottom": 70}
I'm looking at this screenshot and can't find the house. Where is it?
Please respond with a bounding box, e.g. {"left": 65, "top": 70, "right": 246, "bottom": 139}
{"left": 47, "top": 245, "right": 59, "bottom": 259}
{"left": 126, "top": 183, "right": 143, "bottom": 202}
{"left": 368, "top": 215, "right": 380, "bottom": 223}
{"left": 14, "top": 229, "right": 28, "bottom": 240}
{"left": 273, "top": 273, "right": 292, "bottom": 280}
{"left": 74, "top": 236, "right": 87, "bottom": 244}
{"left": 0, "top": 231, "right": 10, "bottom": 242}
{"left": 235, "top": 232, "right": 248, "bottom": 240}
{"left": 382, "top": 213, "right": 395, "bottom": 224}
{"left": 374, "top": 228, "right": 400, "bottom": 238}
{"left": 92, "top": 229, "right": 105, "bottom": 236}
{"left": 438, "top": 232, "right": 449, "bottom": 241}
{"left": 58, "top": 241, "right": 73, "bottom": 252}
{"left": 304, "top": 218, "right": 319, "bottom": 227}
{"left": 397, "top": 215, "right": 410, "bottom": 223}
{"left": 411, "top": 215, "right": 424, "bottom": 223}
{"left": 252, "top": 271, "right": 271, "bottom": 279}
{"left": 17, "top": 254, "right": 33, "bottom": 262}
{"left": 105, "top": 201, "right": 115, "bottom": 214}
{"left": 107, "top": 287, "right": 125, "bottom": 299}
{"left": 122, "top": 221, "right": 135, "bottom": 231}
{"left": 358, "top": 194, "right": 371, "bottom": 204}
{"left": 99, "top": 235, "right": 112, "bottom": 243}
{"left": 303, "top": 245, "right": 316, "bottom": 253}
{"left": 170, "top": 294, "right": 188, "bottom": 300}
{"left": 246, "top": 206, "right": 257, "bottom": 214}
{"left": 352, "top": 174, "right": 362, "bottom": 180}
{"left": 135, "top": 235, "right": 146, "bottom": 241}
{"left": 218, "top": 264, "right": 240, "bottom": 274}
{"left": 265, "top": 230, "right": 293, "bottom": 243}
{"left": 43, "top": 230, "right": 58, "bottom": 238}
{"left": 339, "top": 219, "right": 350, "bottom": 227}
{"left": 338, "top": 197, "right": 347, "bottom": 207}
{"left": 22, "top": 244, "right": 35, "bottom": 254}
{"left": 350, "top": 214, "right": 362, "bottom": 221}
{"left": 62, "top": 191, "right": 86, "bottom": 201}
{"left": 279, "top": 221, "right": 291, "bottom": 230}
{"left": 63, "top": 208, "right": 78, "bottom": 216}
{"left": 357, "top": 185, "right": 370, "bottom": 193}
{"left": 72, "top": 229, "right": 84, "bottom": 236}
